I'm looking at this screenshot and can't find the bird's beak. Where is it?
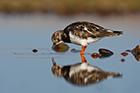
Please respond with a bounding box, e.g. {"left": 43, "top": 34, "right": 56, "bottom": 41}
{"left": 51, "top": 42, "right": 62, "bottom": 50}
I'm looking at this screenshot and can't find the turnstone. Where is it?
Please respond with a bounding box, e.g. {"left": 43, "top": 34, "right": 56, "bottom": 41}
{"left": 51, "top": 21, "right": 122, "bottom": 62}
{"left": 51, "top": 58, "right": 122, "bottom": 86}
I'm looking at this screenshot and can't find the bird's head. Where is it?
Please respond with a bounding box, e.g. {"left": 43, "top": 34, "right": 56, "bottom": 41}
{"left": 51, "top": 58, "right": 63, "bottom": 77}
{"left": 51, "top": 30, "right": 64, "bottom": 46}
{"left": 51, "top": 30, "right": 69, "bottom": 52}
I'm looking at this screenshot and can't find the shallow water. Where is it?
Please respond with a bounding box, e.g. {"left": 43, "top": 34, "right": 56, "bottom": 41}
{"left": 0, "top": 14, "right": 140, "bottom": 93}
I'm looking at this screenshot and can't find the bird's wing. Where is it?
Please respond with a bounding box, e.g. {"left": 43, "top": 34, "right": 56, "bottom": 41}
{"left": 64, "top": 21, "right": 105, "bottom": 39}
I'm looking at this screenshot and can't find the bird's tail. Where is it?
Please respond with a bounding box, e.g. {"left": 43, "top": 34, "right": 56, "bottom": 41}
{"left": 112, "top": 31, "right": 123, "bottom": 36}
{"left": 107, "top": 72, "right": 122, "bottom": 78}
{"left": 106, "top": 29, "right": 123, "bottom": 36}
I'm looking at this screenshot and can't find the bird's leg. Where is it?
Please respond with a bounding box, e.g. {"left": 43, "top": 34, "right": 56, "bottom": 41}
{"left": 80, "top": 54, "right": 87, "bottom": 63}
{"left": 80, "top": 46, "right": 87, "bottom": 63}
{"left": 80, "top": 46, "right": 87, "bottom": 55}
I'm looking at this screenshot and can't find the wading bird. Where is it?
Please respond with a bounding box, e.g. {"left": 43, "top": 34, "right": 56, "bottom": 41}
{"left": 51, "top": 21, "right": 122, "bottom": 63}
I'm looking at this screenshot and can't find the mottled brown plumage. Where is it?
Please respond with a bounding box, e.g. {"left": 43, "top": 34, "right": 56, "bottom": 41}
{"left": 51, "top": 21, "right": 122, "bottom": 46}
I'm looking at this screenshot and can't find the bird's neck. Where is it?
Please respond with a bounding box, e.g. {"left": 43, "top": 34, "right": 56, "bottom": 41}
{"left": 61, "top": 32, "right": 71, "bottom": 43}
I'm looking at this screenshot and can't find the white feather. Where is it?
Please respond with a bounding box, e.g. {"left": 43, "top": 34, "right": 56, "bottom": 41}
{"left": 107, "top": 29, "right": 113, "bottom": 32}
{"left": 69, "top": 63, "right": 99, "bottom": 77}
{"left": 69, "top": 32, "right": 100, "bottom": 46}
{"left": 87, "top": 37, "right": 100, "bottom": 44}
{"left": 84, "top": 74, "right": 94, "bottom": 83}
{"left": 84, "top": 27, "right": 88, "bottom": 31}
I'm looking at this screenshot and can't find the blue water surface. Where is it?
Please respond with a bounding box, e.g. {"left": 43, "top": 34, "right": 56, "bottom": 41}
{"left": 0, "top": 14, "right": 140, "bottom": 93}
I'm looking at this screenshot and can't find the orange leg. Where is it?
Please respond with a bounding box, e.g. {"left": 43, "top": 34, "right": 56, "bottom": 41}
{"left": 80, "top": 46, "right": 87, "bottom": 55}
{"left": 80, "top": 54, "right": 87, "bottom": 63}
{"left": 80, "top": 46, "right": 87, "bottom": 63}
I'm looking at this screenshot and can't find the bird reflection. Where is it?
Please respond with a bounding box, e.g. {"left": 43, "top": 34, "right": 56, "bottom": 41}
{"left": 51, "top": 56, "right": 122, "bottom": 86}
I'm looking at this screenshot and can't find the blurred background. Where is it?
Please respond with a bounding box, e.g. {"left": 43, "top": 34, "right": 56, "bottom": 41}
{"left": 0, "top": 0, "right": 140, "bottom": 15}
